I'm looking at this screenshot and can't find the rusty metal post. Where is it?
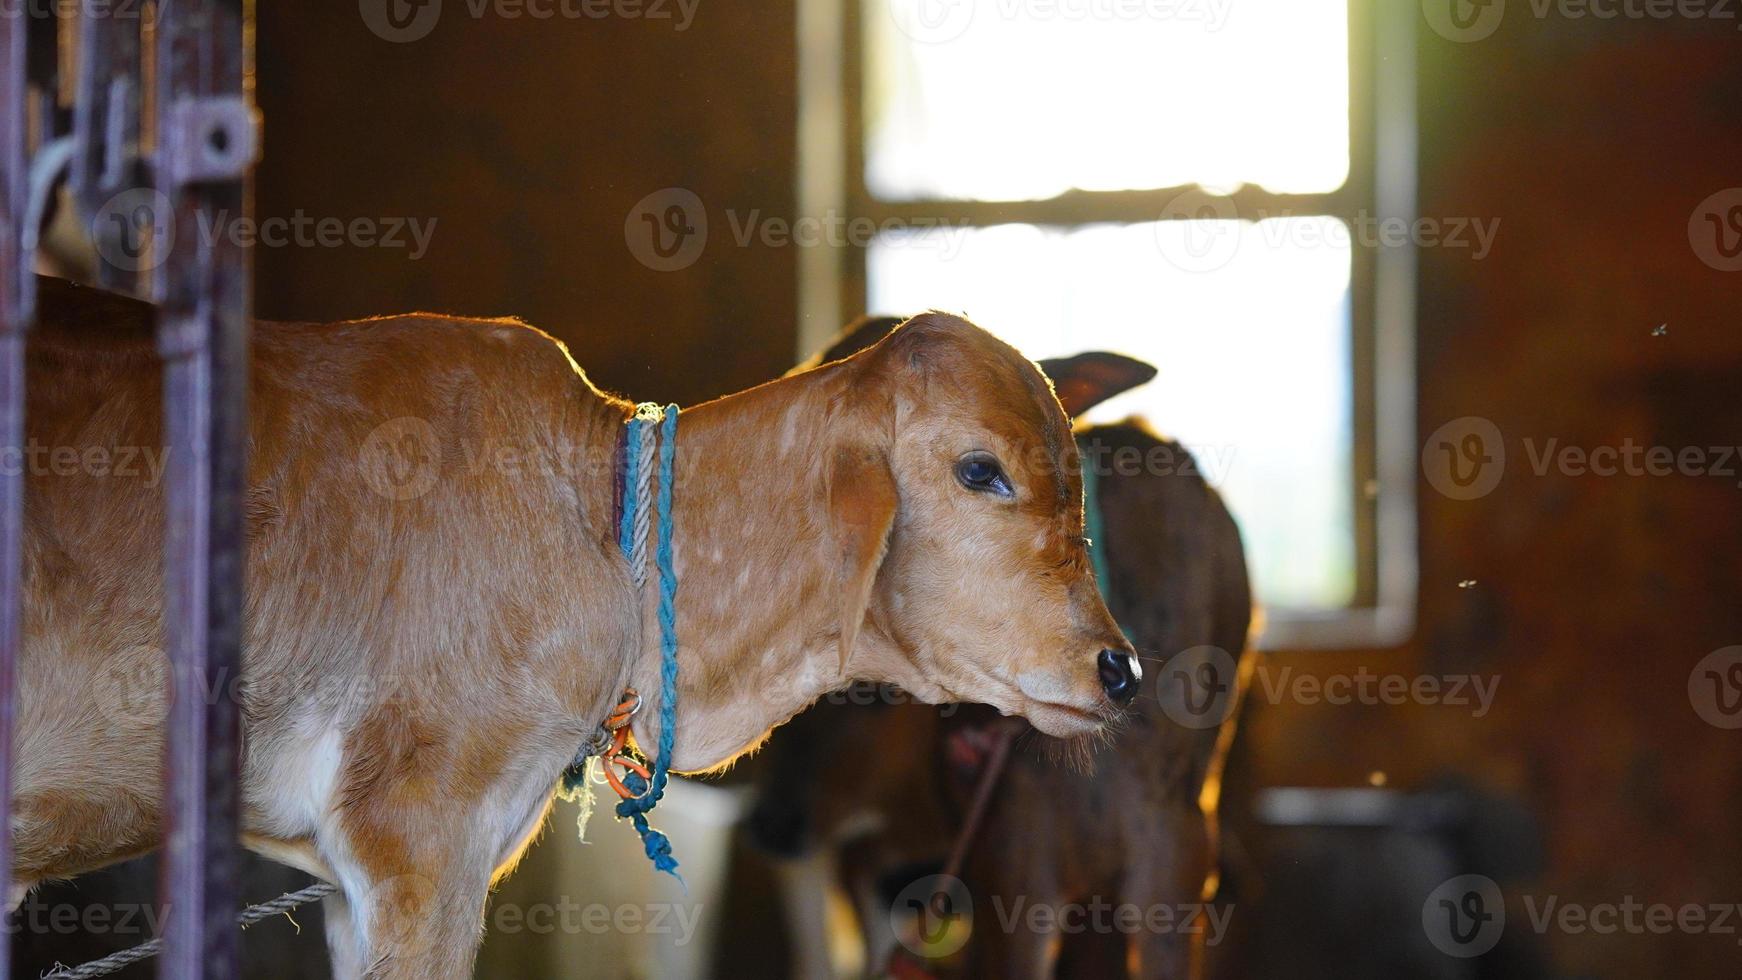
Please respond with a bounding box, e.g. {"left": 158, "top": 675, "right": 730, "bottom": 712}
{"left": 73, "top": 0, "right": 144, "bottom": 294}
{"left": 0, "top": 6, "right": 59, "bottom": 978}
{"left": 0, "top": 13, "right": 28, "bottom": 980}
{"left": 152, "top": 1, "right": 257, "bottom": 978}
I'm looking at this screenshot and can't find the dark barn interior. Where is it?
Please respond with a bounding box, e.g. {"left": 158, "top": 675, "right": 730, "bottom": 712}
{"left": 4, "top": 1, "right": 1740, "bottom": 978}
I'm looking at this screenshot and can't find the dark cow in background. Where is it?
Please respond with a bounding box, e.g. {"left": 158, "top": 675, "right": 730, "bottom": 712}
{"left": 740, "top": 317, "right": 1256, "bottom": 979}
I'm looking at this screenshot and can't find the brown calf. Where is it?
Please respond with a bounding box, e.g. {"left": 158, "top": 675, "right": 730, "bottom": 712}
{"left": 12, "top": 281, "right": 1136, "bottom": 978}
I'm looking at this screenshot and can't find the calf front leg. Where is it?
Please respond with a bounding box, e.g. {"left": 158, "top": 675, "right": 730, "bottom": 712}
{"left": 318, "top": 695, "right": 570, "bottom": 978}
{"left": 326, "top": 807, "right": 497, "bottom": 980}
{"left": 1123, "top": 800, "right": 1212, "bottom": 980}
{"left": 322, "top": 736, "right": 540, "bottom": 980}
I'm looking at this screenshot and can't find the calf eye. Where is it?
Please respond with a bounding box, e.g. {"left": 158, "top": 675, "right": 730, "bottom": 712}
{"left": 955, "top": 452, "right": 1014, "bottom": 498}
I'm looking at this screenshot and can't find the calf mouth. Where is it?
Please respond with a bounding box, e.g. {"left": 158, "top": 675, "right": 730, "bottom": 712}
{"left": 933, "top": 663, "right": 1120, "bottom": 739}
{"left": 1021, "top": 696, "right": 1130, "bottom": 773}
{"left": 941, "top": 667, "right": 1126, "bottom": 769}
{"left": 1022, "top": 696, "right": 1120, "bottom": 738}
{"left": 1012, "top": 667, "right": 1122, "bottom": 737}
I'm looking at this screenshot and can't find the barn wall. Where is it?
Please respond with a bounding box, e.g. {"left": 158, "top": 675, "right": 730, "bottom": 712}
{"left": 254, "top": 1, "right": 800, "bottom": 408}
{"left": 1232, "top": 11, "right": 1742, "bottom": 978}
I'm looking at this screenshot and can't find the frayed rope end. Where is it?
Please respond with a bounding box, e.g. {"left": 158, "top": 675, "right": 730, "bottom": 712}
{"left": 557, "top": 757, "right": 601, "bottom": 843}
{"left": 616, "top": 770, "right": 683, "bottom": 887}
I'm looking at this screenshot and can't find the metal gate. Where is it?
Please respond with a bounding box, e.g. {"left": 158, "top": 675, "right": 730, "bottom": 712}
{"left": 0, "top": 1, "right": 257, "bottom": 977}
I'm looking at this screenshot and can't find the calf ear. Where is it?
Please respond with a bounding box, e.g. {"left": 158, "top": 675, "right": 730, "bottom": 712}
{"left": 827, "top": 446, "right": 898, "bottom": 675}
{"left": 1037, "top": 352, "right": 1157, "bottom": 418}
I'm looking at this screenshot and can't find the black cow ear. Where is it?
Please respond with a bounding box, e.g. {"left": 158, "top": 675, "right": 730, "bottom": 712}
{"left": 1037, "top": 352, "right": 1158, "bottom": 417}
{"left": 824, "top": 315, "right": 908, "bottom": 364}
{"left": 789, "top": 315, "right": 910, "bottom": 375}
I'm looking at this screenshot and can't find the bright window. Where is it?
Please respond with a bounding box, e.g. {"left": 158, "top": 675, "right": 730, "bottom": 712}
{"left": 865, "top": 0, "right": 1351, "bottom": 200}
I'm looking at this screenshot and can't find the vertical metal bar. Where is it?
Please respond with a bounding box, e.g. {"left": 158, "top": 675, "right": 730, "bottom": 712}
{"left": 0, "top": 6, "right": 41, "bottom": 979}
{"left": 0, "top": 19, "right": 24, "bottom": 979}
{"left": 74, "top": 0, "right": 143, "bottom": 293}
{"left": 0, "top": 339, "right": 20, "bottom": 980}
{"left": 153, "top": 1, "right": 254, "bottom": 978}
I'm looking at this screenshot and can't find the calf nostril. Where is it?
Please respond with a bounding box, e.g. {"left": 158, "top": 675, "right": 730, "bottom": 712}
{"left": 1098, "top": 649, "right": 1139, "bottom": 703}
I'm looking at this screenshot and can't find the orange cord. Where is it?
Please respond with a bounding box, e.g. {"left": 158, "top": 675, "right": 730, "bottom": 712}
{"left": 597, "top": 689, "right": 654, "bottom": 801}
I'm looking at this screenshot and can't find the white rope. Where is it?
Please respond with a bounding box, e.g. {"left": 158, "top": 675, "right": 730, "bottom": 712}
{"left": 628, "top": 403, "right": 662, "bottom": 588}
{"left": 40, "top": 882, "right": 338, "bottom": 980}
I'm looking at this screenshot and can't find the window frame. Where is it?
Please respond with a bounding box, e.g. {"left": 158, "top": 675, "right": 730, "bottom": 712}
{"left": 796, "top": 0, "right": 1417, "bottom": 649}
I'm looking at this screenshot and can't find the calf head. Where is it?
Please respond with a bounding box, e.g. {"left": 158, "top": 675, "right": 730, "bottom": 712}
{"left": 818, "top": 312, "right": 1146, "bottom": 737}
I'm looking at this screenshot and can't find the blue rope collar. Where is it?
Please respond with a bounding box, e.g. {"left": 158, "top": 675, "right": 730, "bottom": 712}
{"left": 617, "top": 403, "right": 682, "bottom": 877}
{"left": 560, "top": 402, "right": 683, "bottom": 880}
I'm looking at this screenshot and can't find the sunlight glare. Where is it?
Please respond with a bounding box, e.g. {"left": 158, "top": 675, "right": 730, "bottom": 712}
{"left": 866, "top": 0, "right": 1351, "bottom": 201}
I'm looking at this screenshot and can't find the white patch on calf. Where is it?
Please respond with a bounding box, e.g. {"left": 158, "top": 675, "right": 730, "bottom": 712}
{"left": 305, "top": 727, "right": 345, "bottom": 821}
{"left": 253, "top": 723, "right": 345, "bottom": 839}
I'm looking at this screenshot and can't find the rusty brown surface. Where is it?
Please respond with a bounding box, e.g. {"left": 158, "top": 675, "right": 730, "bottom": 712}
{"left": 253, "top": 2, "right": 800, "bottom": 409}
{"left": 1229, "top": 15, "right": 1742, "bottom": 979}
